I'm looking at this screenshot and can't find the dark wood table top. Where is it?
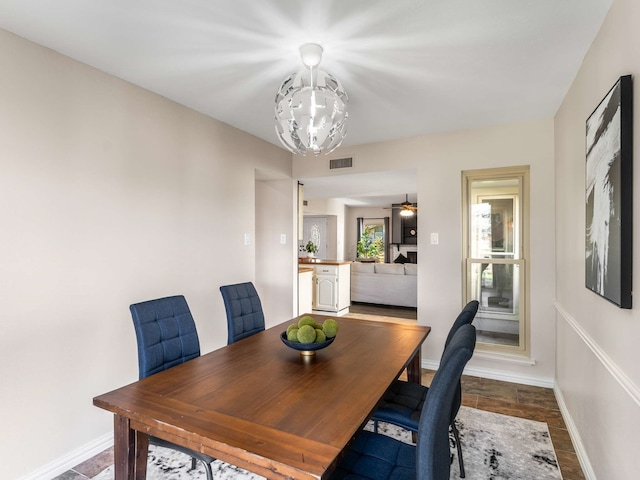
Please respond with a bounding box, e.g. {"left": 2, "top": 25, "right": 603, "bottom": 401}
{"left": 94, "top": 315, "right": 430, "bottom": 480}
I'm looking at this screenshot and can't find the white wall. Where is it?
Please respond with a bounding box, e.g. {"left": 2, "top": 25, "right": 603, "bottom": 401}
{"left": 294, "top": 118, "right": 556, "bottom": 383}
{"left": 554, "top": 0, "right": 640, "bottom": 477}
{"left": 0, "top": 29, "right": 293, "bottom": 479}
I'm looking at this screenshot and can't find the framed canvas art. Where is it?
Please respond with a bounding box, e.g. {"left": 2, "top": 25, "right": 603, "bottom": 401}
{"left": 585, "top": 75, "right": 633, "bottom": 308}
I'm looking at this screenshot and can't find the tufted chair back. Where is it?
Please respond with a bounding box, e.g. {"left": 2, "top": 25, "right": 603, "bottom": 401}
{"left": 443, "top": 300, "right": 479, "bottom": 351}
{"left": 416, "top": 324, "right": 476, "bottom": 480}
{"left": 219, "top": 282, "right": 265, "bottom": 344}
{"left": 130, "top": 295, "right": 201, "bottom": 379}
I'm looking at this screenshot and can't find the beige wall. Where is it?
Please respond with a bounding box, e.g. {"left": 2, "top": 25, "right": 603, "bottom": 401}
{"left": 294, "top": 118, "right": 557, "bottom": 384}
{"left": 0, "top": 29, "right": 293, "bottom": 479}
{"left": 554, "top": 0, "right": 640, "bottom": 477}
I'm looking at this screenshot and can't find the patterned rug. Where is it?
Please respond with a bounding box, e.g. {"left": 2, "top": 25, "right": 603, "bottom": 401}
{"left": 93, "top": 407, "right": 562, "bottom": 480}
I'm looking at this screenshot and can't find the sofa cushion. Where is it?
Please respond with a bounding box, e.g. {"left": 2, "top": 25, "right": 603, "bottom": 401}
{"left": 352, "top": 262, "right": 375, "bottom": 274}
{"left": 350, "top": 264, "right": 417, "bottom": 308}
{"left": 375, "top": 264, "right": 406, "bottom": 275}
{"left": 404, "top": 264, "right": 417, "bottom": 276}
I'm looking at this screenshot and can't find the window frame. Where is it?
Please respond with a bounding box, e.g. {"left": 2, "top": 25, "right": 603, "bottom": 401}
{"left": 462, "top": 166, "right": 530, "bottom": 357}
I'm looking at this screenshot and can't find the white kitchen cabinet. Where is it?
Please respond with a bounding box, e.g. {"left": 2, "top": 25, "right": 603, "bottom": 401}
{"left": 311, "top": 263, "right": 351, "bottom": 314}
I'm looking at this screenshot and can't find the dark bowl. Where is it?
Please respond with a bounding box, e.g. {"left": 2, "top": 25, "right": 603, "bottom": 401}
{"left": 280, "top": 331, "right": 335, "bottom": 355}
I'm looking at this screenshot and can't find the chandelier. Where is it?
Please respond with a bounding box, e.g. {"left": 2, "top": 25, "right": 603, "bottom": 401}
{"left": 274, "top": 43, "right": 348, "bottom": 156}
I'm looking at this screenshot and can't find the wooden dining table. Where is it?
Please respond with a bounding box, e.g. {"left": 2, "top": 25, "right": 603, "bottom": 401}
{"left": 93, "top": 315, "right": 430, "bottom": 480}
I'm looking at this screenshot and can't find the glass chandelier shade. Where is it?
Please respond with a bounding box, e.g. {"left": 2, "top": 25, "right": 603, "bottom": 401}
{"left": 274, "top": 45, "right": 348, "bottom": 156}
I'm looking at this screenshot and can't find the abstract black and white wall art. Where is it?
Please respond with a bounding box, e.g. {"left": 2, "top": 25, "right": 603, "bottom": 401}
{"left": 585, "top": 75, "right": 633, "bottom": 308}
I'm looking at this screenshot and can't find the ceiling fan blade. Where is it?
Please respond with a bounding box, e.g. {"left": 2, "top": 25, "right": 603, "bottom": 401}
{"left": 384, "top": 206, "right": 418, "bottom": 212}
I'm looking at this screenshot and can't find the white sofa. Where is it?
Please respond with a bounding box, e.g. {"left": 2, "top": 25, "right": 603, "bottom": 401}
{"left": 350, "top": 262, "right": 417, "bottom": 308}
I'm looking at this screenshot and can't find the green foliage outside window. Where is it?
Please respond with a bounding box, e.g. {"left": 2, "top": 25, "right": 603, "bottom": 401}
{"left": 357, "top": 226, "right": 384, "bottom": 260}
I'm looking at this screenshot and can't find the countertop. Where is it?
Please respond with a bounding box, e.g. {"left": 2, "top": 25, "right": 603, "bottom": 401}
{"left": 298, "top": 259, "right": 352, "bottom": 266}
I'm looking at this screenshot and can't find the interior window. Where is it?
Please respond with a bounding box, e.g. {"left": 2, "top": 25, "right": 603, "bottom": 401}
{"left": 463, "top": 167, "right": 529, "bottom": 356}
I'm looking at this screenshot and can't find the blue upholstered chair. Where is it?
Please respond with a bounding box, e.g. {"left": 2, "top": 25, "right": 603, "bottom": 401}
{"left": 130, "top": 295, "right": 214, "bottom": 480}
{"left": 371, "top": 300, "right": 479, "bottom": 478}
{"left": 329, "top": 324, "right": 476, "bottom": 480}
{"left": 219, "top": 282, "right": 265, "bottom": 344}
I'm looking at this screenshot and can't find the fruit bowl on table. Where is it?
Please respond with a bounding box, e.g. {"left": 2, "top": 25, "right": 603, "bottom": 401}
{"left": 280, "top": 331, "right": 335, "bottom": 356}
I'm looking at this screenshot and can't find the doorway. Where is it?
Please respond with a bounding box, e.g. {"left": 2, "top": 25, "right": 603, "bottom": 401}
{"left": 301, "top": 216, "right": 333, "bottom": 259}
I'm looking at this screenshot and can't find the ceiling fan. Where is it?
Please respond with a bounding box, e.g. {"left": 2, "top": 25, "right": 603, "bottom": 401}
{"left": 385, "top": 194, "right": 417, "bottom": 216}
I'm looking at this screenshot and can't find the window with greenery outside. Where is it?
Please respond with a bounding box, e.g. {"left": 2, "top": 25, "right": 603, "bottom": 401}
{"left": 357, "top": 226, "right": 384, "bottom": 261}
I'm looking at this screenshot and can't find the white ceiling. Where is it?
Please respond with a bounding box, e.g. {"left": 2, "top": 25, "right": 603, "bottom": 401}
{"left": 0, "top": 0, "right": 611, "bottom": 205}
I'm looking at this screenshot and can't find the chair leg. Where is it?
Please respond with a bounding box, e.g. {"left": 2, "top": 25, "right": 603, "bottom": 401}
{"left": 190, "top": 457, "right": 197, "bottom": 471}
{"left": 451, "top": 421, "right": 465, "bottom": 478}
{"left": 202, "top": 460, "right": 214, "bottom": 480}
{"left": 373, "top": 420, "right": 379, "bottom": 433}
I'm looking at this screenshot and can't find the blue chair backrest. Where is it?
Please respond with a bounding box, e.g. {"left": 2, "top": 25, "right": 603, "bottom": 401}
{"left": 219, "top": 282, "right": 265, "bottom": 344}
{"left": 416, "top": 324, "right": 476, "bottom": 480}
{"left": 130, "top": 295, "right": 201, "bottom": 379}
{"left": 443, "top": 300, "right": 479, "bottom": 351}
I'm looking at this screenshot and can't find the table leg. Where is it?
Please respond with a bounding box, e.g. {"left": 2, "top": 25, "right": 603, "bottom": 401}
{"left": 113, "top": 415, "right": 149, "bottom": 480}
{"left": 134, "top": 431, "right": 149, "bottom": 480}
{"left": 406, "top": 347, "right": 422, "bottom": 384}
{"left": 114, "top": 415, "right": 135, "bottom": 480}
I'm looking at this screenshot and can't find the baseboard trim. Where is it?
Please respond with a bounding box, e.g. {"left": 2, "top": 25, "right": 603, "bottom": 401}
{"left": 421, "top": 359, "right": 555, "bottom": 388}
{"left": 19, "top": 432, "right": 112, "bottom": 480}
{"left": 555, "top": 301, "right": 640, "bottom": 407}
{"left": 553, "top": 385, "right": 597, "bottom": 480}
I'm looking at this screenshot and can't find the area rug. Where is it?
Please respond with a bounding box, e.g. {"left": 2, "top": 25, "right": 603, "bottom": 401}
{"left": 93, "top": 407, "right": 562, "bottom": 480}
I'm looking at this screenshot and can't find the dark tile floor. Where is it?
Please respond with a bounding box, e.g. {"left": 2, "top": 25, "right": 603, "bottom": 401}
{"left": 420, "top": 370, "right": 585, "bottom": 480}
{"left": 56, "top": 305, "right": 585, "bottom": 480}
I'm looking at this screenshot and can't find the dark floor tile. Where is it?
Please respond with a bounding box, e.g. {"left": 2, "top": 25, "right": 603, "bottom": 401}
{"left": 555, "top": 449, "right": 586, "bottom": 480}
{"left": 548, "top": 426, "right": 576, "bottom": 453}
{"left": 420, "top": 369, "right": 435, "bottom": 385}
{"left": 463, "top": 380, "right": 519, "bottom": 403}
{"left": 73, "top": 447, "right": 113, "bottom": 478}
{"left": 51, "top": 471, "right": 87, "bottom": 480}
{"left": 460, "top": 393, "right": 478, "bottom": 409}
{"left": 517, "top": 388, "right": 560, "bottom": 410}
{"left": 512, "top": 382, "right": 554, "bottom": 394}
{"left": 460, "top": 374, "right": 483, "bottom": 388}
{"left": 475, "top": 395, "right": 566, "bottom": 429}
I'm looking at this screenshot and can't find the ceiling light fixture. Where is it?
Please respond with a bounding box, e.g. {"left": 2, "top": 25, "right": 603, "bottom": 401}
{"left": 274, "top": 43, "right": 348, "bottom": 156}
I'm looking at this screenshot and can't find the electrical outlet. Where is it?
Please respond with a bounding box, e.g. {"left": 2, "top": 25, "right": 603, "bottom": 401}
{"left": 244, "top": 233, "right": 251, "bottom": 245}
{"left": 430, "top": 233, "right": 439, "bottom": 245}
{"left": 280, "top": 234, "right": 287, "bottom": 244}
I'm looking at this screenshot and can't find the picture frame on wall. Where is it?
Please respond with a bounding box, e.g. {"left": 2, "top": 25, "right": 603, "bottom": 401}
{"left": 585, "top": 75, "right": 633, "bottom": 308}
